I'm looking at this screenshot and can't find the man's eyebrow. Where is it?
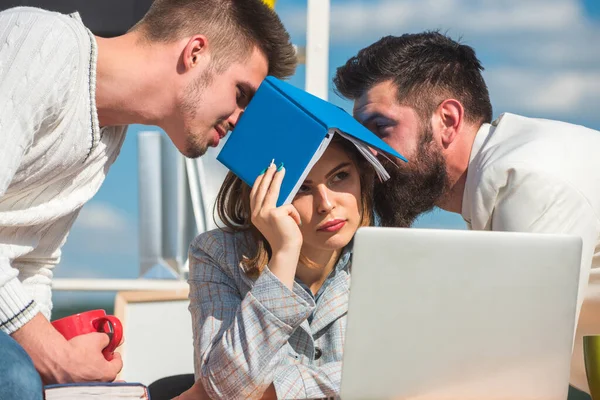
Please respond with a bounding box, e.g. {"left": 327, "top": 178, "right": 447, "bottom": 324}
{"left": 358, "top": 111, "right": 386, "bottom": 125}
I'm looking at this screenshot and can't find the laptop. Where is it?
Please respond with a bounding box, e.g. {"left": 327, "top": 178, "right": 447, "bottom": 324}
{"left": 340, "top": 227, "right": 582, "bottom": 400}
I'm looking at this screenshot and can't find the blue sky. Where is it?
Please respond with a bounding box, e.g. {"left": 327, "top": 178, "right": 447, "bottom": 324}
{"left": 54, "top": 0, "right": 600, "bottom": 297}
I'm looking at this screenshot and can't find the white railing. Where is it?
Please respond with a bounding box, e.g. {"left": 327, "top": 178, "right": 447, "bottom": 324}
{"left": 52, "top": 278, "right": 187, "bottom": 292}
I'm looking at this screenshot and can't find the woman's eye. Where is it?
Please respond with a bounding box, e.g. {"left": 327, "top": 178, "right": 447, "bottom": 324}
{"left": 331, "top": 171, "right": 350, "bottom": 183}
{"left": 297, "top": 184, "right": 310, "bottom": 194}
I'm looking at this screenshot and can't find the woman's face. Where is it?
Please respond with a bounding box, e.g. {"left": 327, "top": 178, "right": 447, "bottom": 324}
{"left": 292, "top": 142, "right": 363, "bottom": 254}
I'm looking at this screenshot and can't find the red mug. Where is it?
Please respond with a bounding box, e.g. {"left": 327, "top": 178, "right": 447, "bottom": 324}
{"left": 51, "top": 309, "right": 123, "bottom": 360}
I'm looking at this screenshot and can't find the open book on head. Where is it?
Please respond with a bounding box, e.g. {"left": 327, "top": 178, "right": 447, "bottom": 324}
{"left": 44, "top": 382, "right": 150, "bottom": 400}
{"left": 217, "top": 76, "right": 407, "bottom": 206}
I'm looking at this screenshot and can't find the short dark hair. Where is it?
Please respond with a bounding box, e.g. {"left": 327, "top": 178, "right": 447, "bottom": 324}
{"left": 334, "top": 31, "right": 492, "bottom": 125}
{"left": 133, "top": 0, "right": 297, "bottom": 79}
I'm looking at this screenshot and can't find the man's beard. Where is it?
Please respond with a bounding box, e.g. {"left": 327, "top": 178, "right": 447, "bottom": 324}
{"left": 184, "top": 131, "right": 208, "bottom": 159}
{"left": 374, "top": 124, "right": 450, "bottom": 227}
{"left": 181, "top": 68, "right": 214, "bottom": 159}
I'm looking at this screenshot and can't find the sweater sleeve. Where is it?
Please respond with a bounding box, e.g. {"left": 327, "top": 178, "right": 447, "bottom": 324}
{"left": 0, "top": 7, "right": 82, "bottom": 333}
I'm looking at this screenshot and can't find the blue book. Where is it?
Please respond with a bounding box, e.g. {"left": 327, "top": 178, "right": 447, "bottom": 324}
{"left": 44, "top": 382, "right": 150, "bottom": 399}
{"left": 217, "top": 76, "right": 407, "bottom": 206}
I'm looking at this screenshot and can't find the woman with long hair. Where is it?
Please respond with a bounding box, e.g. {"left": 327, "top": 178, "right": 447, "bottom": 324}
{"left": 185, "top": 135, "right": 377, "bottom": 399}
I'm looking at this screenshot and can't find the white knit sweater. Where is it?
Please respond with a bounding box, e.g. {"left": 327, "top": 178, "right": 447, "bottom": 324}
{"left": 0, "top": 7, "right": 126, "bottom": 334}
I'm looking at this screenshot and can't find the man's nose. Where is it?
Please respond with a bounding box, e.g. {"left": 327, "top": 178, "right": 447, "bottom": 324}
{"left": 227, "top": 108, "right": 244, "bottom": 130}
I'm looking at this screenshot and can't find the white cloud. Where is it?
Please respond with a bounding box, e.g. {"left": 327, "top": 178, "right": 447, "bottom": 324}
{"left": 66, "top": 202, "right": 137, "bottom": 257}
{"left": 279, "top": 0, "right": 600, "bottom": 122}
{"left": 56, "top": 202, "right": 138, "bottom": 280}
{"left": 53, "top": 262, "right": 110, "bottom": 279}
{"left": 280, "top": 0, "right": 593, "bottom": 43}
{"left": 486, "top": 67, "right": 600, "bottom": 116}
{"left": 76, "top": 202, "right": 129, "bottom": 232}
{"left": 512, "top": 37, "right": 600, "bottom": 67}
{"left": 443, "top": 0, "right": 582, "bottom": 34}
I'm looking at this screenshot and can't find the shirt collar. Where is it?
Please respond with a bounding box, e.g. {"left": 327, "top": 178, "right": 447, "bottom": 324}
{"left": 461, "top": 121, "right": 495, "bottom": 224}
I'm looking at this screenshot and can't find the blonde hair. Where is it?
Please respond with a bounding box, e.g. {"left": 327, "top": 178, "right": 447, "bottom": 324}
{"left": 215, "top": 136, "right": 375, "bottom": 278}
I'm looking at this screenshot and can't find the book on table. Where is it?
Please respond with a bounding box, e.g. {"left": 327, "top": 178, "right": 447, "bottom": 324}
{"left": 44, "top": 382, "right": 150, "bottom": 400}
{"left": 217, "top": 76, "right": 407, "bottom": 206}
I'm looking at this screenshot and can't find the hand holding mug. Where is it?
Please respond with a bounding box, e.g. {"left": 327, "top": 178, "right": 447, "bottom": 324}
{"left": 51, "top": 309, "right": 123, "bottom": 360}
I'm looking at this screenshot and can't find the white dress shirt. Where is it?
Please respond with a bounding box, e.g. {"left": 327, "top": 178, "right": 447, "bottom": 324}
{"left": 462, "top": 112, "right": 600, "bottom": 392}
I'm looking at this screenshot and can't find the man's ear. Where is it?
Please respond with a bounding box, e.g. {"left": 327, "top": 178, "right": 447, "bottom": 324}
{"left": 182, "top": 35, "right": 209, "bottom": 72}
{"left": 436, "top": 99, "right": 464, "bottom": 149}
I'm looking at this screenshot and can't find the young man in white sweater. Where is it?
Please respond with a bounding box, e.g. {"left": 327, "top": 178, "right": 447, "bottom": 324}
{"left": 0, "top": 0, "right": 296, "bottom": 397}
{"left": 334, "top": 32, "right": 600, "bottom": 396}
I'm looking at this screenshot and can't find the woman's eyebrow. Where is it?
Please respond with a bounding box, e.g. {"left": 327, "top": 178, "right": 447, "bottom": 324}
{"left": 326, "top": 162, "right": 351, "bottom": 179}
{"left": 304, "top": 162, "right": 351, "bottom": 184}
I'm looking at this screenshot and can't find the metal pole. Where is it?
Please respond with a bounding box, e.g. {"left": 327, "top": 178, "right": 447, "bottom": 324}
{"left": 305, "top": 0, "right": 330, "bottom": 100}
{"left": 137, "top": 131, "right": 177, "bottom": 279}
{"left": 161, "top": 134, "right": 190, "bottom": 276}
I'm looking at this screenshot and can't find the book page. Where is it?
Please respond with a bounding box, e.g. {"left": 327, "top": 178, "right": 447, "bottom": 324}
{"left": 282, "top": 132, "right": 334, "bottom": 204}
{"left": 332, "top": 129, "right": 392, "bottom": 181}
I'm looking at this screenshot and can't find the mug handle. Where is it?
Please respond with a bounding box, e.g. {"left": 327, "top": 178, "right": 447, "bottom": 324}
{"left": 96, "top": 316, "right": 123, "bottom": 360}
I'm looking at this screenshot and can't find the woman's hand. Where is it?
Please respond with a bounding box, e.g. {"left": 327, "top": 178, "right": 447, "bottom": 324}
{"left": 250, "top": 161, "right": 303, "bottom": 290}
{"left": 250, "top": 161, "right": 302, "bottom": 254}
